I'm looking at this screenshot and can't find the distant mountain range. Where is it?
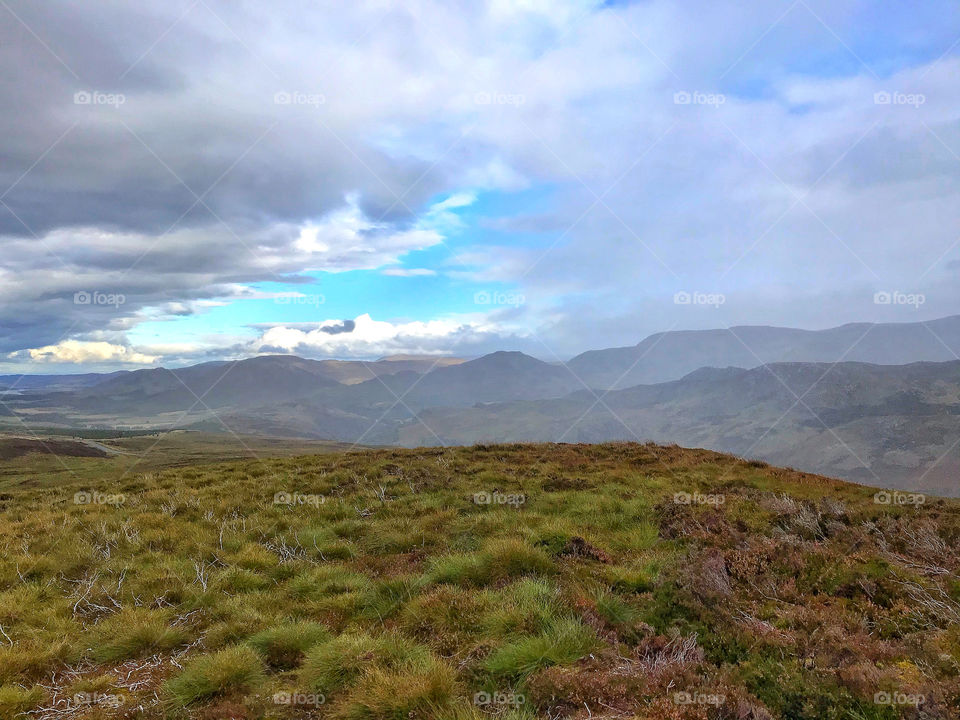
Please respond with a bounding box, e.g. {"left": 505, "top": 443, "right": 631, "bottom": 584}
{"left": 2, "top": 316, "right": 959, "bottom": 495}
{"left": 567, "top": 314, "right": 960, "bottom": 388}
{"left": 402, "top": 359, "right": 960, "bottom": 497}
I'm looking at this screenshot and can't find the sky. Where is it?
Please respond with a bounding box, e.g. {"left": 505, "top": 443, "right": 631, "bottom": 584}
{"left": 1, "top": 0, "right": 959, "bottom": 372}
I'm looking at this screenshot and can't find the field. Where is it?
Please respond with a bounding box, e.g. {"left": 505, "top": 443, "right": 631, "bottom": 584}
{"left": 0, "top": 440, "right": 958, "bottom": 719}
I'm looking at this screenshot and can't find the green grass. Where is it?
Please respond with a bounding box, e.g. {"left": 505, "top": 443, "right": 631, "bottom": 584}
{"left": 246, "top": 621, "right": 331, "bottom": 669}
{"left": 484, "top": 617, "right": 597, "bottom": 679}
{"left": 164, "top": 645, "right": 265, "bottom": 706}
{"left": 0, "top": 441, "right": 957, "bottom": 718}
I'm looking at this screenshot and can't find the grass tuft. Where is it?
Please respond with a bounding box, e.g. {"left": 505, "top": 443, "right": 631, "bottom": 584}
{"left": 164, "top": 645, "right": 265, "bottom": 707}
{"left": 247, "top": 622, "right": 330, "bottom": 669}
{"left": 484, "top": 618, "right": 596, "bottom": 679}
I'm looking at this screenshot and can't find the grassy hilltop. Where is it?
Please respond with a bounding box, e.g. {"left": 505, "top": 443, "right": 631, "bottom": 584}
{"left": 0, "top": 442, "right": 959, "bottom": 719}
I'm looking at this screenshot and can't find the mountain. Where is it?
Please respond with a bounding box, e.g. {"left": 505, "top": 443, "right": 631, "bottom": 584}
{"left": 0, "top": 371, "right": 126, "bottom": 391}
{"left": 568, "top": 314, "right": 960, "bottom": 389}
{"left": 6, "top": 318, "right": 960, "bottom": 495}
{"left": 67, "top": 355, "right": 342, "bottom": 413}
{"left": 310, "top": 355, "right": 465, "bottom": 385}
{"left": 400, "top": 359, "right": 960, "bottom": 496}
{"left": 195, "top": 351, "right": 582, "bottom": 443}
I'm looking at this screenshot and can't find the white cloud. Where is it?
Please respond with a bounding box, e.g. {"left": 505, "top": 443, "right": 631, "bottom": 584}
{"left": 256, "top": 312, "right": 522, "bottom": 358}
{"left": 14, "top": 341, "right": 158, "bottom": 365}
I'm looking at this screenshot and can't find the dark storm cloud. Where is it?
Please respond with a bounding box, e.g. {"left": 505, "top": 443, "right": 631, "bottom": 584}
{"left": 0, "top": 0, "right": 442, "bottom": 240}
{"left": 319, "top": 320, "right": 356, "bottom": 335}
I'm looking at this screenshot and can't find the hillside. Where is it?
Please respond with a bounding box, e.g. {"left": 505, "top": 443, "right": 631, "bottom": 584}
{"left": 402, "top": 360, "right": 960, "bottom": 496}
{"left": 568, "top": 315, "right": 960, "bottom": 389}
{"left": 0, "top": 442, "right": 958, "bottom": 719}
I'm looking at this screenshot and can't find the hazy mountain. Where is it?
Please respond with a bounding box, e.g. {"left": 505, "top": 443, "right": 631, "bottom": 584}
{"left": 194, "top": 351, "right": 583, "bottom": 442}
{"left": 310, "top": 355, "right": 465, "bottom": 384}
{"left": 6, "top": 319, "right": 960, "bottom": 496}
{"left": 568, "top": 315, "right": 960, "bottom": 389}
{"left": 399, "top": 359, "right": 960, "bottom": 496}
{"left": 66, "top": 355, "right": 342, "bottom": 413}
{"left": 0, "top": 371, "right": 126, "bottom": 391}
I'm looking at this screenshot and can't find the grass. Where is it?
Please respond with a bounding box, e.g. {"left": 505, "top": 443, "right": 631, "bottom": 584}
{"left": 246, "top": 621, "right": 331, "bottom": 669}
{"left": 164, "top": 645, "right": 265, "bottom": 706}
{"left": 483, "top": 618, "right": 597, "bottom": 679}
{"left": 0, "top": 441, "right": 958, "bottom": 718}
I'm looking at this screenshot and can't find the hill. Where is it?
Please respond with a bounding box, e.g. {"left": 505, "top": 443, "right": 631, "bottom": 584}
{"left": 568, "top": 315, "right": 960, "bottom": 389}
{"left": 0, "top": 442, "right": 958, "bottom": 719}
{"left": 402, "top": 360, "right": 960, "bottom": 496}
{"left": 66, "top": 355, "right": 344, "bottom": 413}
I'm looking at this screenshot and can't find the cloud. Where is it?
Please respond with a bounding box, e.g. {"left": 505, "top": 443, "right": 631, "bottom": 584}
{"left": 319, "top": 320, "right": 356, "bottom": 335}
{"left": 255, "top": 313, "right": 525, "bottom": 358}
{"left": 1, "top": 0, "right": 959, "bottom": 366}
{"left": 12, "top": 341, "right": 158, "bottom": 365}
